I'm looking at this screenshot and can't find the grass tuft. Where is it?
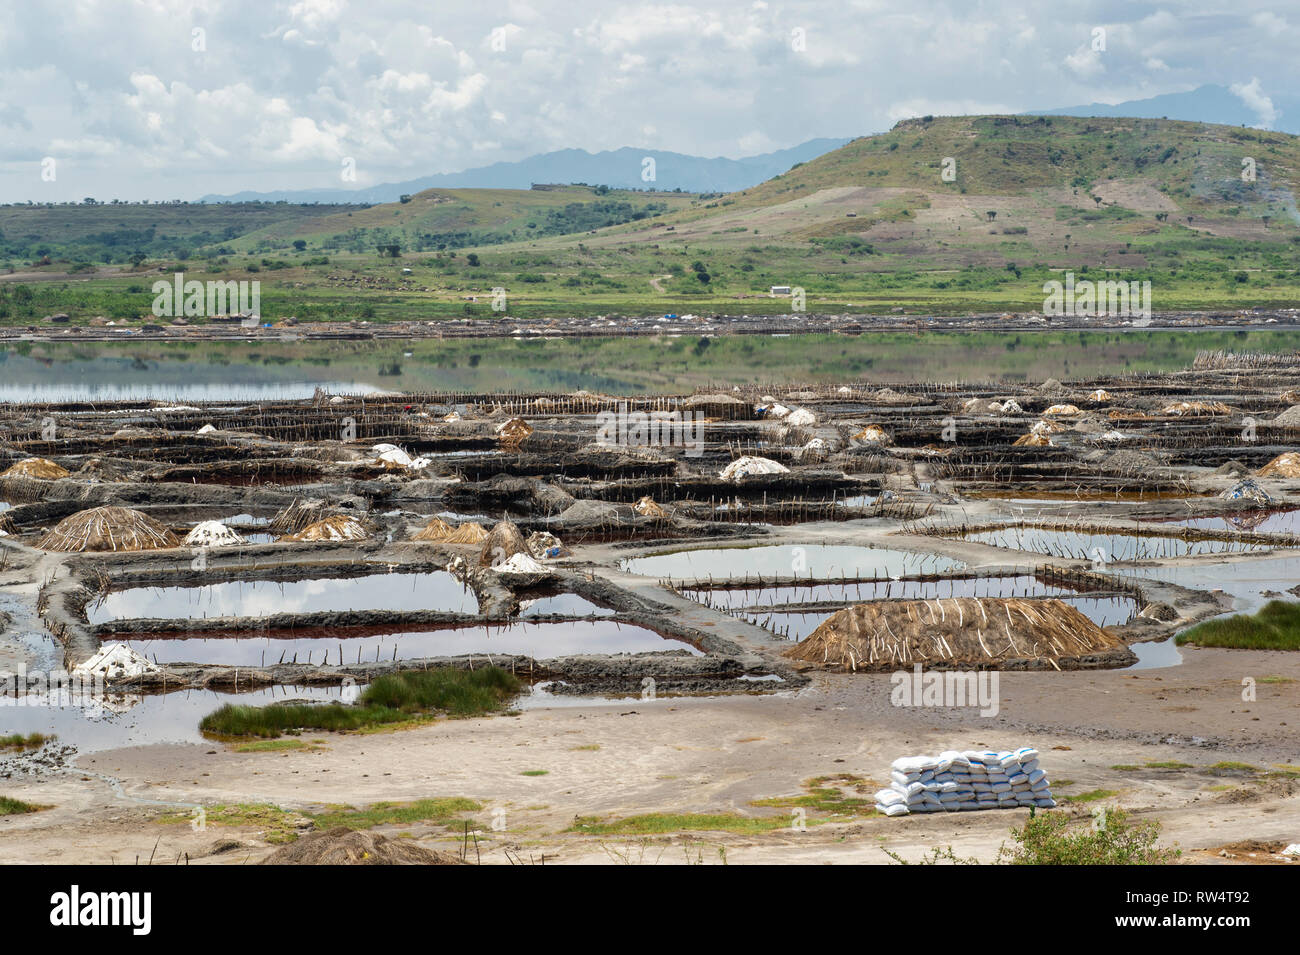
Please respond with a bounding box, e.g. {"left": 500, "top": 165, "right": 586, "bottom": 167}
{"left": 200, "top": 667, "right": 521, "bottom": 739}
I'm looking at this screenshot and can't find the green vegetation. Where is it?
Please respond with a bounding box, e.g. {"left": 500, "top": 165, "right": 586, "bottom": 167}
{"left": 1000, "top": 809, "right": 1179, "bottom": 865}
{"left": 311, "top": 797, "right": 481, "bottom": 831}
{"left": 520, "top": 770, "right": 549, "bottom": 776}
{"left": 888, "top": 808, "right": 1179, "bottom": 865}
{"left": 0, "top": 733, "right": 52, "bottom": 751}
{"left": 6, "top": 117, "right": 1300, "bottom": 323}
{"left": 750, "top": 773, "right": 878, "bottom": 819}
{"left": 0, "top": 795, "right": 46, "bottom": 815}
{"left": 1177, "top": 600, "right": 1300, "bottom": 650}
{"left": 199, "top": 667, "right": 521, "bottom": 739}
{"left": 159, "top": 797, "right": 480, "bottom": 843}
{"left": 1066, "top": 789, "right": 1120, "bottom": 803}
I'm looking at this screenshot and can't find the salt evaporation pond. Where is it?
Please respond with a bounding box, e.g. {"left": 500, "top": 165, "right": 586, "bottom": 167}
{"left": 1150, "top": 507, "right": 1300, "bottom": 536}
{"left": 87, "top": 571, "right": 478, "bottom": 625}
{"left": 960, "top": 526, "right": 1271, "bottom": 561}
{"left": 0, "top": 685, "right": 346, "bottom": 753}
{"left": 618, "top": 544, "right": 964, "bottom": 580}
{"left": 115, "top": 619, "right": 700, "bottom": 666}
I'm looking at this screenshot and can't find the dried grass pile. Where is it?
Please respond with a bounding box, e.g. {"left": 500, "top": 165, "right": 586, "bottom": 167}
{"left": 496, "top": 417, "right": 533, "bottom": 445}
{"left": 258, "top": 828, "right": 466, "bottom": 866}
{"left": 269, "top": 498, "right": 330, "bottom": 534}
{"left": 851, "top": 424, "right": 891, "bottom": 446}
{"left": 1160, "top": 400, "right": 1231, "bottom": 416}
{"left": 633, "top": 496, "right": 669, "bottom": 518}
{"left": 443, "top": 521, "right": 489, "bottom": 545}
{"left": 479, "top": 519, "right": 529, "bottom": 567}
{"left": 1013, "top": 432, "right": 1052, "bottom": 447}
{"left": 1043, "top": 404, "right": 1081, "bottom": 416}
{"left": 37, "top": 506, "right": 180, "bottom": 553}
{"left": 0, "top": 511, "right": 15, "bottom": 536}
{"left": 411, "top": 516, "right": 455, "bottom": 541}
{"left": 1, "top": 458, "right": 69, "bottom": 480}
{"left": 783, "top": 597, "right": 1128, "bottom": 672}
{"left": 1258, "top": 452, "right": 1300, "bottom": 478}
{"left": 282, "top": 515, "right": 367, "bottom": 542}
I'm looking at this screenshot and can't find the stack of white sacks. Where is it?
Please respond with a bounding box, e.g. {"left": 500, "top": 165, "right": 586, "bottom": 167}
{"left": 875, "top": 748, "right": 1054, "bottom": 816}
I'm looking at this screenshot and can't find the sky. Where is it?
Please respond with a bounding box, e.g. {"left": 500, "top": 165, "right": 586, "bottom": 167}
{"left": 0, "top": 0, "right": 1296, "bottom": 202}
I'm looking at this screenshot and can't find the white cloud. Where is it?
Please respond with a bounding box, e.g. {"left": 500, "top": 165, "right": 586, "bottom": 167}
{"left": 0, "top": 0, "right": 1296, "bottom": 201}
{"left": 1230, "top": 77, "right": 1278, "bottom": 127}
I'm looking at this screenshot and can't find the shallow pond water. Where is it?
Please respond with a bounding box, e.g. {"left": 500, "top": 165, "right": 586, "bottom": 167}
{"left": 117, "top": 619, "right": 700, "bottom": 666}
{"left": 960, "top": 526, "right": 1271, "bottom": 561}
{"left": 618, "top": 544, "right": 964, "bottom": 580}
{"left": 1150, "top": 507, "right": 1300, "bottom": 537}
{"left": 88, "top": 571, "right": 478, "bottom": 625}
{"left": 0, "top": 684, "right": 346, "bottom": 753}
{"left": 518, "top": 593, "right": 615, "bottom": 617}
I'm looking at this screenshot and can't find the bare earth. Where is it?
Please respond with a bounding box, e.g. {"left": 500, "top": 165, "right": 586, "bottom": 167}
{"left": 2, "top": 639, "right": 1296, "bottom": 865}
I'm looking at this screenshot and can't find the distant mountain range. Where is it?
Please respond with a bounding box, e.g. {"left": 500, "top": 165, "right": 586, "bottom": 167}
{"left": 199, "top": 138, "right": 853, "bottom": 204}
{"left": 1030, "top": 84, "right": 1298, "bottom": 134}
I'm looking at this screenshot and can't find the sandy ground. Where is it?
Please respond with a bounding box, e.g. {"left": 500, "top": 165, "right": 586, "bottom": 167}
{"left": 1, "top": 639, "right": 1296, "bottom": 865}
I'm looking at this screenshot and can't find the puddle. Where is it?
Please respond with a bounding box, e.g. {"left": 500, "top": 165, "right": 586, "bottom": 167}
{"left": 1126, "top": 637, "right": 1184, "bottom": 670}
{"left": 959, "top": 526, "right": 1271, "bottom": 561}
{"left": 618, "top": 544, "right": 964, "bottom": 580}
{"left": 1150, "top": 507, "right": 1300, "bottom": 536}
{"left": 114, "top": 620, "right": 701, "bottom": 666}
{"left": 88, "top": 571, "right": 478, "bottom": 625}
{"left": 518, "top": 593, "right": 615, "bottom": 617}
{"left": 681, "top": 573, "right": 1108, "bottom": 609}
{"left": 741, "top": 610, "right": 836, "bottom": 641}
{"left": 0, "top": 685, "right": 346, "bottom": 753}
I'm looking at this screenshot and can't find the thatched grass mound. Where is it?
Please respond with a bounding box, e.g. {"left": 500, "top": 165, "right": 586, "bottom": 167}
{"left": 634, "top": 495, "right": 669, "bottom": 518}
{"left": 1258, "top": 452, "right": 1300, "bottom": 478}
{"left": 1, "top": 458, "right": 69, "bottom": 480}
{"left": 258, "top": 828, "right": 467, "bottom": 866}
{"left": 479, "top": 519, "right": 528, "bottom": 567}
{"left": 444, "top": 521, "right": 489, "bottom": 544}
{"left": 496, "top": 417, "right": 533, "bottom": 445}
{"left": 411, "top": 516, "right": 455, "bottom": 541}
{"left": 783, "top": 597, "right": 1128, "bottom": 672}
{"left": 37, "top": 506, "right": 180, "bottom": 553}
{"left": 282, "top": 515, "right": 367, "bottom": 542}
{"left": 269, "top": 498, "right": 330, "bottom": 534}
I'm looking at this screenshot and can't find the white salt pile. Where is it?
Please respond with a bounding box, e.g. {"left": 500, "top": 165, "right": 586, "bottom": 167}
{"left": 875, "top": 748, "right": 1054, "bottom": 816}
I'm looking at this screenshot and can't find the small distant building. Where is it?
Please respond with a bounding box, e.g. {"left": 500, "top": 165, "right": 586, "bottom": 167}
{"left": 770, "top": 285, "right": 792, "bottom": 296}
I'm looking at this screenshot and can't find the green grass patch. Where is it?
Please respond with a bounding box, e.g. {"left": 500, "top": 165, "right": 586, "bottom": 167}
{"left": 232, "top": 739, "right": 326, "bottom": 753}
{"left": 1067, "top": 789, "right": 1119, "bottom": 803}
{"left": 0, "top": 733, "right": 53, "bottom": 751}
{"left": 311, "top": 797, "right": 481, "bottom": 831}
{"left": 1000, "top": 809, "right": 1179, "bottom": 865}
{"left": 0, "top": 795, "right": 47, "bottom": 815}
{"left": 1144, "top": 761, "right": 1194, "bottom": 769}
{"left": 750, "top": 773, "right": 878, "bottom": 819}
{"left": 520, "top": 770, "right": 549, "bottom": 777}
{"left": 569, "top": 812, "right": 790, "bottom": 836}
{"left": 1177, "top": 601, "right": 1300, "bottom": 649}
{"left": 200, "top": 666, "right": 521, "bottom": 739}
